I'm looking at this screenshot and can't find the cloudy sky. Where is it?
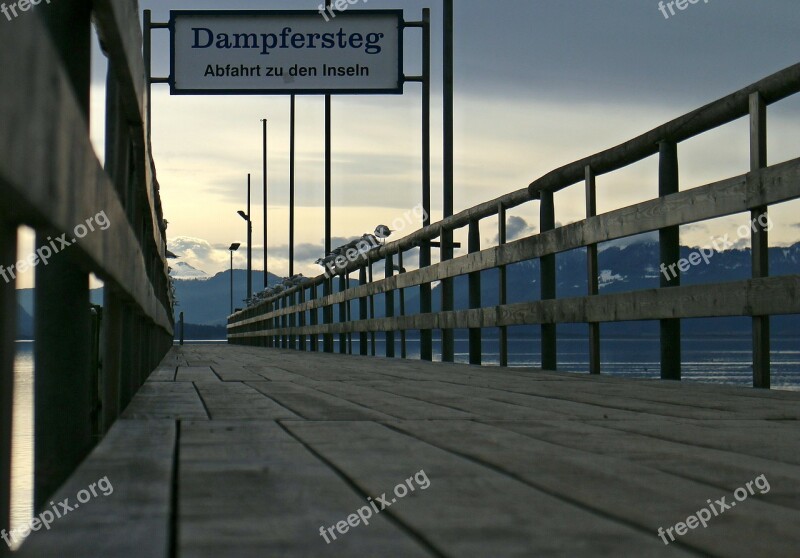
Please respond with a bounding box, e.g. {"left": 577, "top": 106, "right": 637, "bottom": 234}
{"left": 15, "top": 0, "right": 800, "bottom": 288}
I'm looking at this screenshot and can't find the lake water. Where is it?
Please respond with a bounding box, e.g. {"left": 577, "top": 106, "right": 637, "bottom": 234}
{"left": 7, "top": 336, "right": 799, "bottom": 548}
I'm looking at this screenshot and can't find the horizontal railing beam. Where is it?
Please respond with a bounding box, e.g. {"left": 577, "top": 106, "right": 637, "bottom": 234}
{"left": 229, "top": 275, "right": 800, "bottom": 338}
{"left": 229, "top": 158, "right": 800, "bottom": 331}
{"left": 527, "top": 63, "right": 800, "bottom": 196}
{"left": 0, "top": 13, "right": 172, "bottom": 333}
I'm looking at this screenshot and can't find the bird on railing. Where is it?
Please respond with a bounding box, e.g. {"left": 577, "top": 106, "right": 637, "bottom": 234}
{"left": 374, "top": 225, "right": 392, "bottom": 240}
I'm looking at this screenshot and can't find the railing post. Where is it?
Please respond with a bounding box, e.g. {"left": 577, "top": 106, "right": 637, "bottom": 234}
{"left": 498, "top": 203, "right": 508, "bottom": 367}
{"left": 323, "top": 278, "right": 333, "bottom": 352}
{"left": 540, "top": 190, "right": 557, "bottom": 370}
{"left": 359, "top": 267, "right": 368, "bottom": 355}
{"left": 308, "top": 284, "right": 318, "bottom": 352}
{"left": 658, "top": 140, "right": 681, "bottom": 381}
{"left": 750, "top": 92, "right": 770, "bottom": 389}
{"left": 179, "top": 311, "right": 184, "bottom": 346}
{"left": 398, "top": 252, "right": 407, "bottom": 359}
{"left": 385, "top": 254, "right": 395, "bottom": 358}
{"left": 368, "top": 260, "right": 376, "bottom": 355}
{"left": 281, "top": 295, "right": 288, "bottom": 349}
{"left": 338, "top": 275, "right": 347, "bottom": 354}
{"left": 0, "top": 224, "right": 16, "bottom": 544}
{"left": 298, "top": 286, "right": 306, "bottom": 351}
{"left": 33, "top": 0, "right": 93, "bottom": 512}
{"left": 289, "top": 291, "right": 296, "bottom": 350}
{"left": 468, "top": 219, "right": 482, "bottom": 365}
{"left": 585, "top": 166, "right": 601, "bottom": 375}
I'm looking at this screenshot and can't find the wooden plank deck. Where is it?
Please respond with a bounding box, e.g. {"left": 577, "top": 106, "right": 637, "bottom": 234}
{"left": 16, "top": 345, "right": 800, "bottom": 557}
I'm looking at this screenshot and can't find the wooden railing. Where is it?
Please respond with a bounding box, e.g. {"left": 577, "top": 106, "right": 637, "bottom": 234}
{"left": 228, "top": 63, "right": 800, "bottom": 389}
{"left": 0, "top": 0, "right": 173, "bottom": 530}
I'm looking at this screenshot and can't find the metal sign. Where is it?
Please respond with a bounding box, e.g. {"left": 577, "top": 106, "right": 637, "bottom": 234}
{"left": 169, "top": 10, "right": 404, "bottom": 95}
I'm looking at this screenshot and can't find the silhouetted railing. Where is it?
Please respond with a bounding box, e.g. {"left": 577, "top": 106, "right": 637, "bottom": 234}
{"left": 229, "top": 63, "right": 800, "bottom": 390}
{"left": 0, "top": 0, "right": 173, "bottom": 528}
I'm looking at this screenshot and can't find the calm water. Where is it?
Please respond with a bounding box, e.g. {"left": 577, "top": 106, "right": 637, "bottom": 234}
{"left": 11, "top": 341, "right": 33, "bottom": 551}
{"left": 8, "top": 336, "right": 799, "bottom": 548}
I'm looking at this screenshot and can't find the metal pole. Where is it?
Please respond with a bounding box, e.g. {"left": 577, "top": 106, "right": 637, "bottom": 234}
{"left": 230, "top": 251, "right": 234, "bottom": 314}
{"left": 441, "top": 0, "right": 455, "bottom": 362}
{"left": 144, "top": 10, "right": 152, "bottom": 140}
{"left": 262, "top": 118, "right": 268, "bottom": 288}
{"left": 247, "top": 174, "right": 253, "bottom": 301}
{"left": 420, "top": 9, "right": 433, "bottom": 361}
{"left": 290, "top": 95, "right": 296, "bottom": 277}
{"left": 325, "top": 0, "right": 333, "bottom": 256}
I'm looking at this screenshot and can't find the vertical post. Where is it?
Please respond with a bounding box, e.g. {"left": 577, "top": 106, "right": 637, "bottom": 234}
{"left": 359, "top": 266, "right": 368, "bottom": 355}
{"left": 289, "top": 96, "right": 296, "bottom": 278}
{"left": 750, "top": 92, "right": 770, "bottom": 389}
{"left": 419, "top": 8, "right": 433, "bottom": 361}
{"left": 298, "top": 286, "right": 306, "bottom": 351}
{"left": 659, "top": 140, "right": 681, "bottom": 381}
{"left": 338, "top": 275, "right": 347, "bottom": 354}
{"left": 230, "top": 251, "right": 234, "bottom": 314}
{"left": 468, "top": 219, "right": 481, "bottom": 365}
{"left": 369, "top": 261, "right": 376, "bottom": 355}
{"left": 308, "top": 283, "right": 317, "bottom": 352}
{"left": 288, "top": 291, "right": 296, "bottom": 350}
{"left": 324, "top": 94, "right": 332, "bottom": 255}
{"left": 498, "top": 203, "right": 508, "bottom": 367}
{"left": 441, "top": 0, "right": 455, "bottom": 363}
{"left": 262, "top": 118, "right": 268, "bottom": 289}
{"left": 246, "top": 174, "right": 252, "bottom": 302}
{"left": 34, "top": 0, "right": 92, "bottom": 511}
{"left": 385, "top": 254, "right": 395, "bottom": 358}
{"left": 323, "top": 278, "right": 333, "bottom": 352}
{"left": 143, "top": 10, "right": 153, "bottom": 141}
{"left": 101, "top": 289, "right": 123, "bottom": 432}
{"left": 585, "top": 166, "right": 601, "bottom": 375}
{"left": 179, "top": 311, "right": 184, "bottom": 345}
{"left": 398, "top": 252, "right": 407, "bottom": 359}
{"left": 0, "top": 225, "right": 16, "bottom": 543}
{"left": 539, "top": 191, "right": 557, "bottom": 370}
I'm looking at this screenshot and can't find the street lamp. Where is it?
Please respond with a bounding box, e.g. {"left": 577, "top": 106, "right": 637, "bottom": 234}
{"left": 238, "top": 174, "right": 253, "bottom": 302}
{"left": 228, "top": 243, "right": 240, "bottom": 314}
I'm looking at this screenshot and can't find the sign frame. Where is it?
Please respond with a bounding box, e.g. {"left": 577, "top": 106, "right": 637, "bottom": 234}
{"left": 168, "top": 9, "right": 406, "bottom": 96}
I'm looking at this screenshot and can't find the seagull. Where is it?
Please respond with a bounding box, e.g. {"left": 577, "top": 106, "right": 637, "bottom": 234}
{"left": 374, "top": 225, "right": 392, "bottom": 239}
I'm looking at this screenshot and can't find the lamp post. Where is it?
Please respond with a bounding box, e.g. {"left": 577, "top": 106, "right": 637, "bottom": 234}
{"left": 228, "top": 243, "right": 240, "bottom": 314}
{"left": 261, "top": 118, "right": 268, "bottom": 289}
{"left": 238, "top": 174, "right": 252, "bottom": 302}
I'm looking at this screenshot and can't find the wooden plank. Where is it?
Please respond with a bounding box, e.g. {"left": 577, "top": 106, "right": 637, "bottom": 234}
{"left": 17, "top": 420, "right": 175, "bottom": 558}
{"left": 178, "top": 420, "right": 432, "bottom": 557}
{"left": 386, "top": 419, "right": 800, "bottom": 556}
{"left": 285, "top": 421, "right": 690, "bottom": 556}
{"left": 174, "top": 367, "right": 219, "bottom": 383}
{"left": 209, "top": 364, "right": 264, "bottom": 382}
{"left": 193, "top": 382, "right": 300, "bottom": 420}
{"left": 486, "top": 419, "right": 800, "bottom": 511}
{"left": 247, "top": 382, "right": 395, "bottom": 421}
{"left": 121, "top": 383, "right": 208, "bottom": 420}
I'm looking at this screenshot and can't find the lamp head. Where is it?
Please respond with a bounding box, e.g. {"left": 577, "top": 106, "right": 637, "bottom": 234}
{"left": 229, "top": 243, "right": 241, "bottom": 252}
{"left": 237, "top": 210, "right": 248, "bottom": 221}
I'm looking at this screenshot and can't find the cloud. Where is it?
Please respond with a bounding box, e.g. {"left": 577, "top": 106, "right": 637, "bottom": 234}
{"left": 494, "top": 216, "right": 536, "bottom": 244}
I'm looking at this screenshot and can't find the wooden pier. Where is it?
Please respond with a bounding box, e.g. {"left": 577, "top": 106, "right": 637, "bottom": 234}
{"left": 14, "top": 345, "right": 800, "bottom": 557}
